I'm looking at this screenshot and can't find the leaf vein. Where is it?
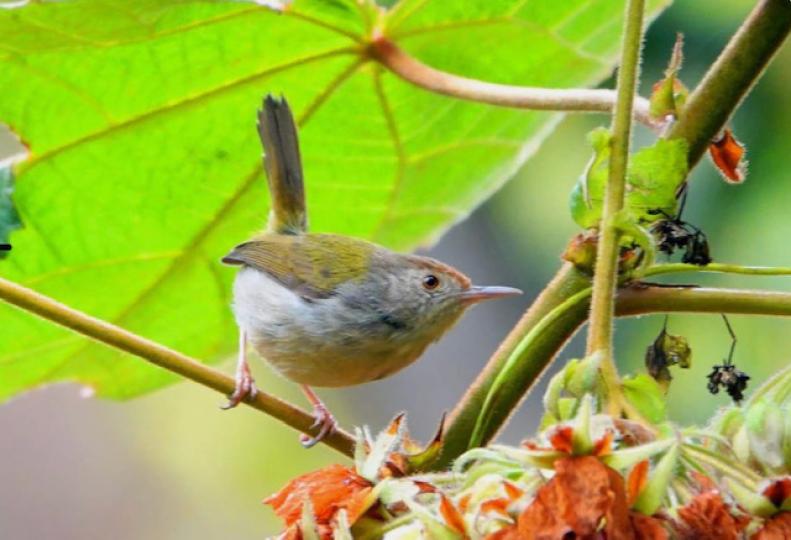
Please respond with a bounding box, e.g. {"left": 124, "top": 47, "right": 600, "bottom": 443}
{"left": 20, "top": 46, "right": 357, "bottom": 170}
{"left": 370, "top": 67, "right": 407, "bottom": 242}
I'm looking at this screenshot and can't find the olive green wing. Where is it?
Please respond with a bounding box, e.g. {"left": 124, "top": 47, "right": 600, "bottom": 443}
{"left": 222, "top": 234, "right": 375, "bottom": 298}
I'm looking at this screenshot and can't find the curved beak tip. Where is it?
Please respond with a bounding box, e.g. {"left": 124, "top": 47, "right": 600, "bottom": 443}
{"left": 461, "top": 285, "right": 523, "bottom": 303}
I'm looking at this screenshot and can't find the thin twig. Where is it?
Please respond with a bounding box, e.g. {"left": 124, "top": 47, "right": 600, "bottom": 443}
{"left": 368, "top": 37, "right": 655, "bottom": 126}
{"left": 645, "top": 262, "right": 791, "bottom": 278}
{"left": 0, "top": 276, "right": 356, "bottom": 457}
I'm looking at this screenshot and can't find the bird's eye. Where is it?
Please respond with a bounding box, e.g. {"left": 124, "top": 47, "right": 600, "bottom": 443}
{"left": 422, "top": 274, "right": 440, "bottom": 290}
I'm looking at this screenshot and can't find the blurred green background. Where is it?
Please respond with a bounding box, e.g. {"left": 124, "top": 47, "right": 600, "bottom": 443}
{"left": 2, "top": 1, "right": 790, "bottom": 538}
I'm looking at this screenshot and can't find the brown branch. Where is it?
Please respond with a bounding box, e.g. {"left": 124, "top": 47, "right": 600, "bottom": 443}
{"left": 668, "top": 0, "right": 791, "bottom": 166}
{"left": 0, "top": 276, "right": 356, "bottom": 457}
{"left": 368, "top": 38, "right": 655, "bottom": 126}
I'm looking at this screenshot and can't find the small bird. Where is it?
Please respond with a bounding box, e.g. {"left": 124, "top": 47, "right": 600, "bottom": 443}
{"left": 222, "top": 96, "right": 522, "bottom": 447}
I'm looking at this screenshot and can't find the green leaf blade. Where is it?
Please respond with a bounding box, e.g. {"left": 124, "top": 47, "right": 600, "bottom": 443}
{"left": 0, "top": 0, "right": 671, "bottom": 401}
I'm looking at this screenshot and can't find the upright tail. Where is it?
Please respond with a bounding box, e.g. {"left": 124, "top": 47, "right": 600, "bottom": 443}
{"left": 258, "top": 95, "right": 307, "bottom": 234}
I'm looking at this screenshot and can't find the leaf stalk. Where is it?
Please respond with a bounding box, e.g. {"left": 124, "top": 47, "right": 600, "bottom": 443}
{"left": 368, "top": 37, "right": 655, "bottom": 126}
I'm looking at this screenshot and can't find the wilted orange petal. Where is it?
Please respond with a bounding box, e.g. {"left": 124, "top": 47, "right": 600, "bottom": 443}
{"left": 413, "top": 480, "right": 437, "bottom": 494}
{"left": 762, "top": 478, "right": 791, "bottom": 508}
{"left": 709, "top": 129, "right": 747, "bottom": 184}
{"left": 517, "top": 456, "right": 632, "bottom": 539}
{"left": 264, "top": 464, "right": 372, "bottom": 528}
{"left": 593, "top": 430, "right": 615, "bottom": 456}
{"left": 439, "top": 494, "right": 467, "bottom": 536}
{"left": 752, "top": 512, "right": 791, "bottom": 540}
{"left": 689, "top": 471, "right": 718, "bottom": 493}
{"left": 386, "top": 412, "right": 406, "bottom": 435}
{"left": 627, "top": 460, "right": 650, "bottom": 506}
{"left": 631, "top": 511, "right": 669, "bottom": 540}
{"left": 503, "top": 480, "right": 524, "bottom": 501}
{"left": 677, "top": 491, "right": 748, "bottom": 540}
{"left": 458, "top": 493, "right": 472, "bottom": 514}
{"left": 481, "top": 498, "right": 511, "bottom": 518}
{"left": 548, "top": 425, "right": 575, "bottom": 454}
{"left": 282, "top": 524, "right": 301, "bottom": 540}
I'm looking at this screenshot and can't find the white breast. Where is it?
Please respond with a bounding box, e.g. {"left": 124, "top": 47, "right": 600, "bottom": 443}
{"left": 230, "top": 268, "right": 426, "bottom": 387}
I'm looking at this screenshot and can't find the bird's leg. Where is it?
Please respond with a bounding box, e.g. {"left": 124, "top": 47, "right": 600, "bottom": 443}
{"left": 221, "top": 329, "right": 258, "bottom": 409}
{"left": 299, "top": 385, "right": 337, "bottom": 448}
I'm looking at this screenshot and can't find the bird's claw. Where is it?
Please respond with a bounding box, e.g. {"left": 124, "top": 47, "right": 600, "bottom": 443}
{"left": 221, "top": 364, "right": 258, "bottom": 410}
{"left": 299, "top": 404, "right": 337, "bottom": 448}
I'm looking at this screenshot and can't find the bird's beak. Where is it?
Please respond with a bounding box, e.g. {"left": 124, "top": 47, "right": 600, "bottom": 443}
{"left": 457, "top": 285, "right": 522, "bottom": 303}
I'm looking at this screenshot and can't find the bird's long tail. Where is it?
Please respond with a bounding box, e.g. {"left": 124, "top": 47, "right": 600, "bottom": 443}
{"left": 258, "top": 95, "right": 307, "bottom": 234}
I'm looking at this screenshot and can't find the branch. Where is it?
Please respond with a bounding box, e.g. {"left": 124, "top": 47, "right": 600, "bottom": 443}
{"left": 585, "top": 0, "right": 645, "bottom": 414}
{"left": 436, "top": 263, "right": 590, "bottom": 469}
{"left": 433, "top": 0, "right": 791, "bottom": 469}
{"left": 428, "top": 282, "right": 791, "bottom": 470}
{"left": 615, "top": 285, "right": 791, "bottom": 317}
{"left": 0, "top": 277, "right": 356, "bottom": 457}
{"left": 668, "top": 0, "right": 791, "bottom": 166}
{"left": 368, "top": 38, "right": 655, "bottom": 126}
{"left": 645, "top": 262, "right": 791, "bottom": 278}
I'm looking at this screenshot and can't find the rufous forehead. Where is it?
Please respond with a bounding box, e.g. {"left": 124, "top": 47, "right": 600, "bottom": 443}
{"left": 411, "top": 257, "right": 471, "bottom": 288}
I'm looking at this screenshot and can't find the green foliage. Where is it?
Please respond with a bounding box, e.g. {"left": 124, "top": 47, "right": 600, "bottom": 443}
{"left": 0, "top": 0, "right": 669, "bottom": 401}
{"left": 541, "top": 354, "right": 602, "bottom": 428}
{"left": 648, "top": 34, "right": 688, "bottom": 119}
{"left": 622, "top": 374, "right": 667, "bottom": 424}
{"left": 632, "top": 443, "right": 679, "bottom": 515}
{"left": 570, "top": 128, "right": 689, "bottom": 228}
{"left": 711, "top": 365, "right": 791, "bottom": 475}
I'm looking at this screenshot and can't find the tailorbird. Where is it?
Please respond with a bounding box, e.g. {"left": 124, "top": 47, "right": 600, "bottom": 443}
{"left": 222, "top": 96, "right": 521, "bottom": 447}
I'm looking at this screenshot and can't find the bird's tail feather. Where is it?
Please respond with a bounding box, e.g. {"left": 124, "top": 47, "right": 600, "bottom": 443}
{"left": 258, "top": 95, "right": 306, "bottom": 234}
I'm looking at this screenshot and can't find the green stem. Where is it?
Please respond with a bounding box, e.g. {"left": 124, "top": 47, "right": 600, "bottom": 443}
{"left": 668, "top": 0, "right": 791, "bottom": 166}
{"left": 0, "top": 277, "right": 356, "bottom": 457}
{"left": 586, "top": 0, "right": 645, "bottom": 414}
{"left": 683, "top": 444, "right": 762, "bottom": 489}
{"left": 433, "top": 0, "right": 791, "bottom": 470}
{"left": 468, "top": 287, "right": 594, "bottom": 449}
{"left": 427, "top": 283, "right": 791, "bottom": 470}
{"left": 437, "top": 264, "right": 590, "bottom": 469}
{"left": 615, "top": 284, "right": 791, "bottom": 317}
{"left": 645, "top": 262, "right": 791, "bottom": 278}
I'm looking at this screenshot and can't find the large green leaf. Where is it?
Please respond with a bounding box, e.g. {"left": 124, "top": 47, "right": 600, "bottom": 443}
{"left": 0, "top": 0, "right": 670, "bottom": 400}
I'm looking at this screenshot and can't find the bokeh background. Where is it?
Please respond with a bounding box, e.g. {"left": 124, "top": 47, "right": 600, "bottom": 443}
{"left": 2, "top": 1, "right": 790, "bottom": 538}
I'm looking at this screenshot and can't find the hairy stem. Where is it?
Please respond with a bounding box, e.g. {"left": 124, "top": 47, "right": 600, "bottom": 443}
{"left": 437, "top": 264, "right": 592, "bottom": 469}
{"left": 368, "top": 38, "right": 655, "bottom": 126}
{"left": 585, "top": 0, "right": 645, "bottom": 414}
{"left": 0, "top": 277, "right": 356, "bottom": 457}
{"left": 431, "top": 0, "right": 791, "bottom": 468}
{"left": 615, "top": 284, "right": 791, "bottom": 317}
{"left": 426, "top": 283, "right": 791, "bottom": 470}
{"left": 469, "top": 287, "right": 594, "bottom": 449}
{"left": 645, "top": 262, "right": 791, "bottom": 278}
{"left": 668, "top": 0, "right": 791, "bottom": 166}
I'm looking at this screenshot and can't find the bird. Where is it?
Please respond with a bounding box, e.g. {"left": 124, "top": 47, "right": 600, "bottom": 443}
{"left": 221, "top": 95, "right": 522, "bottom": 447}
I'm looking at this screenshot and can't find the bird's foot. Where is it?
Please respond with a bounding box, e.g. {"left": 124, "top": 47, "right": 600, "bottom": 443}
{"left": 299, "top": 403, "right": 337, "bottom": 448}
{"left": 221, "top": 361, "right": 258, "bottom": 410}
